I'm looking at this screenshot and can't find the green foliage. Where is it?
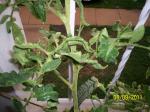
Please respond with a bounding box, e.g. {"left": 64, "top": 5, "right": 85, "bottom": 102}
{"left": 25, "top": 0, "right": 46, "bottom": 22}
{"left": 12, "top": 98, "right": 24, "bottom": 112}
{"left": 33, "top": 84, "right": 58, "bottom": 109}
{"left": 91, "top": 106, "right": 108, "bottom": 112}
{"left": 130, "top": 25, "right": 145, "bottom": 43}
{"left": 6, "top": 20, "right": 13, "bottom": 33}
{"left": 144, "top": 85, "right": 150, "bottom": 106}
{"left": 97, "top": 35, "right": 119, "bottom": 63}
{"left": 12, "top": 47, "right": 30, "bottom": 66}
{"left": 62, "top": 52, "right": 106, "bottom": 69}
{"left": 0, "top": 1, "right": 149, "bottom": 112}
{"left": 41, "top": 58, "right": 61, "bottom": 73}
{"left": 0, "top": 0, "right": 11, "bottom": 14}
{"left": 0, "top": 15, "right": 10, "bottom": 24}
{"left": 12, "top": 22, "right": 25, "bottom": 45}
{"left": 0, "top": 67, "right": 37, "bottom": 87}
{"left": 78, "top": 77, "right": 100, "bottom": 106}
{"left": 0, "top": 4, "right": 7, "bottom": 14}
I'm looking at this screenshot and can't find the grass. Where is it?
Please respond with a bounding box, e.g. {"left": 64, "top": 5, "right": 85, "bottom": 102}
{"left": 43, "top": 25, "right": 150, "bottom": 98}
{"left": 82, "top": 0, "right": 146, "bottom": 9}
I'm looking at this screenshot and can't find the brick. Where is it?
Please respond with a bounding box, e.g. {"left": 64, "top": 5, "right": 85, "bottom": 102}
{"left": 46, "top": 11, "right": 63, "bottom": 25}
{"left": 23, "top": 25, "right": 49, "bottom": 42}
{"left": 119, "top": 9, "right": 140, "bottom": 26}
{"left": 84, "top": 8, "right": 96, "bottom": 25}
{"left": 19, "top": 7, "right": 30, "bottom": 25}
{"left": 96, "top": 9, "right": 120, "bottom": 26}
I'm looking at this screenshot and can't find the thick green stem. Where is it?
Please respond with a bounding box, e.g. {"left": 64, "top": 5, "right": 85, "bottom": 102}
{"left": 65, "top": 0, "right": 80, "bottom": 111}
{"left": 54, "top": 70, "right": 72, "bottom": 89}
{"left": 72, "top": 64, "right": 81, "bottom": 112}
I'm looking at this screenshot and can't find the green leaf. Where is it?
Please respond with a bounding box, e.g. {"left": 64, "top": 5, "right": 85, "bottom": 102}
{"left": 41, "top": 58, "right": 61, "bottom": 73}
{"left": 89, "top": 30, "right": 100, "bottom": 46}
{"left": 98, "top": 37, "right": 119, "bottom": 63}
{"left": 16, "top": 0, "right": 28, "bottom": 5}
{"left": 55, "top": 37, "right": 93, "bottom": 53}
{"left": 26, "top": 52, "right": 45, "bottom": 64}
{"left": 12, "top": 22, "right": 25, "bottom": 45}
{"left": 112, "top": 21, "right": 122, "bottom": 32}
{"left": 78, "top": 77, "right": 100, "bottom": 106}
{"left": 25, "top": 0, "right": 46, "bottom": 22}
{"left": 0, "top": 15, "right": 10, "bottom": 24}
{"left": 70, "top": 77, "right": 100, "bottom": 111}
{"left": 15, "top": 43, "right": 42, "bottom": 49}
{"left": 97, "top": 28, "right": 119, "bottom": 63}
{"left": 119, "top": 31, "right": 133, "bottom": 39}
{"left": 91, "top": 106, "right": 108, "bottom": 112}
{"left": 146, "top": 67, "right": 150, "bottom": 79}
{"left": 99, "top": 28, "right": 109, "bottom": 41}
{"left": 0, "top": 4, "right": 7, "bottom": 14}
{"left": 33, "top": 84, "right": 58, "bottom": 102}
{"left": 52, "top": 0, "right": 64, "bottom": 14}
{"left": 144, "top": 85, "right": 150, "bottom": 105}
{"left": 62, "top": 52, "right": 106, "bottom": 69}
{"left": 0, "top": 67, "right": 37, "bottom": 87}
{"left": 12, "top": 47, "right": 30, "bottom": 66}
{"left": 130, "top": 25, "right": 145, "bottom": 43}
{"left": 6, "top": 21, "right": 12, "bottom": 33}
{"left": 12, "top": 98, "right": 24, "bottom": 112}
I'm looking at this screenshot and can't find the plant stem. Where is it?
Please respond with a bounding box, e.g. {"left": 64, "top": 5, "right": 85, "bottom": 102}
{"left": 23, "top": 95, "right": 32, "bottom": 110}
{"left": 0, "top": 93, "right": 45, "bottom": 109}
{"left": 65, "top": 0, "right": 80, "bottom": 111}
{"left": 118, "top": 43, "right": 150, "bottom": 51}
{"left": 78, "top": 25, "right": 84, "bottom": 37}
{"left": 72, "top": 64, "right": 81, "bottom": 112}
{"left": 54, "top": 70, "right": 72, "bottom": 89}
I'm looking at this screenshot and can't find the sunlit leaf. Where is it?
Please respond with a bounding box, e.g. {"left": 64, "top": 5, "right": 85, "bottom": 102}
{"left": 62, "top": 52, "right": 106, "bottom": 69}
{"left": 12, "top": 47, "right": 30, "bottom": 66}
{"left": 89, "top": 30, "right": 100, "bottom": 46}
{"left": 98, "top": 37, "right": 119, "bottom": 63}
{"left": 33, "top": 84, "right": 58, "bottom": 102}
{"left": 41, "top": 58, "right": 61, "bottom": 73}
{"left": 130, "top": 25, "right": 145, "bottom": 43}
{"left": 12, "top": 22, "right": 25, "bottom": 45}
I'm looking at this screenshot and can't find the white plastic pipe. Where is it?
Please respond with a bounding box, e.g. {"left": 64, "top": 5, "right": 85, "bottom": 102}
{"left": 0, "top": 0, "right": 26, "bottom": 73}
{"left": 68, "top": 0, "right": 76, "bottom": 97}
{"left": 111, "top": 0, "right": 150, "bottom": 85}
{"left": 0, "top": 0, "right": 27, "bottom": 111}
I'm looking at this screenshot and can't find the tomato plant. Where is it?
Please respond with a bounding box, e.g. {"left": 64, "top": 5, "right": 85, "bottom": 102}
{"left": 0, "top": 0, "right": 150, "bottom": 112}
